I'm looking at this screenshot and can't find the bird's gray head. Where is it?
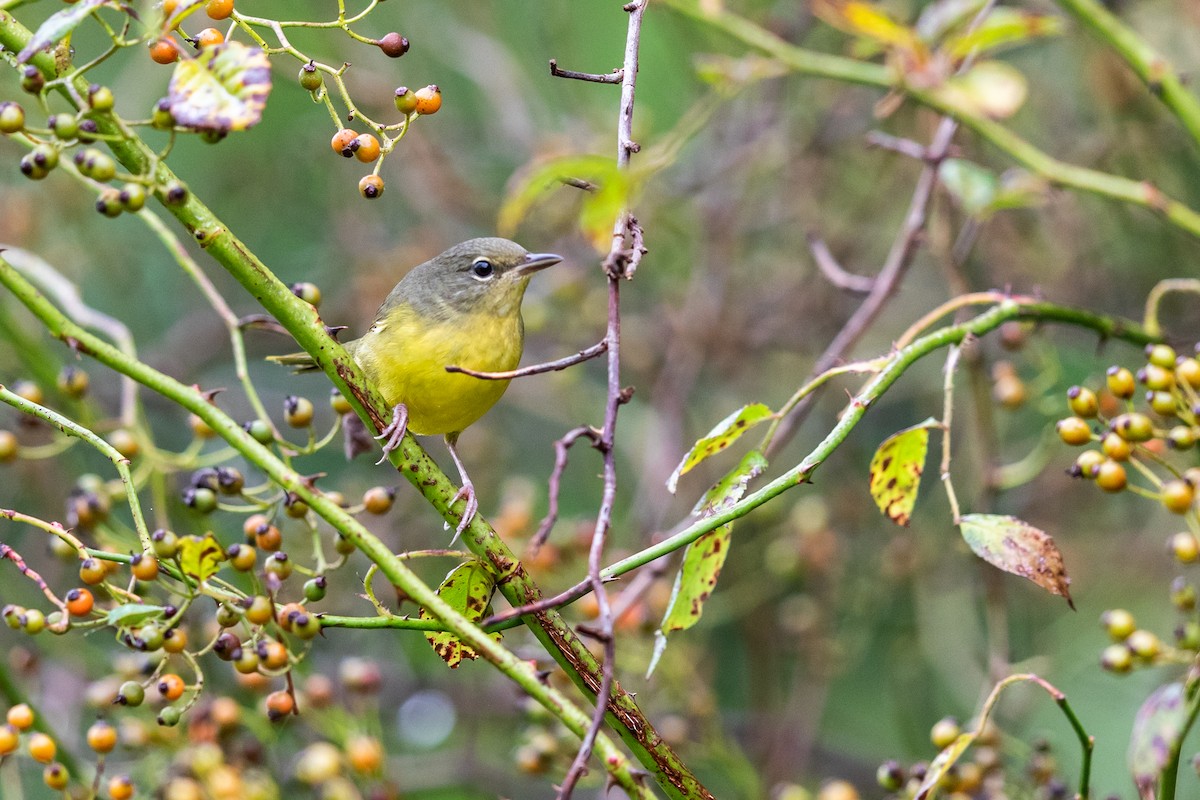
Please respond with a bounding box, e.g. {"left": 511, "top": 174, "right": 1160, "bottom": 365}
{"left": 410, "top": 237, "right": 562, "bottom": 316}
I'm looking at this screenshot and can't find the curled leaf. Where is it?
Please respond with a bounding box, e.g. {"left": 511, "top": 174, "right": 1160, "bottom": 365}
{"left": 421, "top": 561, "right": 501, "bottom": 669}
{"left": 667, "top": 403, "right": 773, "bottom": 493}
{"left": 868, "top": 418, "right": 937, "bottom": 526}
{"left": 959, "top": 514, "right": 1073, "bottom": 607}
{"left": 178, "top": 533, "right": 225, "bottom": 582}
{"left": 168, "top": 41, "right": 272, "bottom": 132}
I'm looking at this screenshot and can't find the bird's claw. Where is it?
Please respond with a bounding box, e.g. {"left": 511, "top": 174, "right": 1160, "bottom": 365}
{"left": 374, "top": 404, "right": 409, "bottom": 465}
{"left": 448, "top": 481, "right": 477, "bottom": 545}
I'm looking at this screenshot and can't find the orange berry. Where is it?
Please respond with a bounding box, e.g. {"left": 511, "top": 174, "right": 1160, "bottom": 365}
{"left": 353, "top": 133, "right": 380, "bottom": 163}
{"left": 358, "top": 174, "right": 384, "bottom": 199}
{"left": 86, "top": 720, "right": 117, "bottom": 753}
{"left": 259, "top": 639, "right": 289, "bottom": 670}
{"left": 1162, "top": 479, "right": 1196, "bottom": 514}
{"left": 205, "top": 0, "right": 234, "bottom": 19}
{"left": 194, "top": 28, "right": 224, "bottom": 48}
{"left": 276, "top": 602, "right": 305, "bottom": 631}
{"left": 0, "top": 725, "right": 17, "bottom": 755}
{"left": 346, "top": 734, "right": 384, "bottom": 774}
{"left": 265, "top": 690, "right": 294, "bottom": 721}
{"left": 42, "top": 761, "right": 69, "bottom": 790}
{"left": 331, "top": 128, "right": 358, "bottom": 157}
{"left": 6, "top": 703, "right": 34, "bottom": 730}
{"left": 149, "top": 38, "right": 180, "bottom": 64}
{"left": 28, "top": 731, "right": 56, "bottom": 763}
{"left": 131, "top": 553, "right": 159, "bottom": 582}
{"left": 162, "top": 627, "right": 188, "bottom": 654}
{"left": 157, "top": 673, "right": 185, "bottom": 702}
{"left": 108, "top": 774, "right": 135, "bottom": 800}
{"left": 413, "top": 84, "right": 442, "bottom": 115}
{"left": 65, "top": 588, "right": 94, "bottom": 617}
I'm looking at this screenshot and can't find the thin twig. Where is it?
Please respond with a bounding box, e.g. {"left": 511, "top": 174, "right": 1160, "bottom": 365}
{"left": 446, "top": 341, "right": 608, "bottom": 381}
{"left": 558, "top": 2, "right": 648, "bottom": 797}
{"left": 528, "top": 426, "right": 601, "bottom": 555}
{"left": 806, "top": 232, "right": 874, "bottom": 294}
{"left": 866, "top": 130, "right": 960, "bottom": 162}
{"left": 549, "top": 58, "right": 624, "bottom": 84}
{"left": 939, "top": 345, "right": 963, "bottom": 523}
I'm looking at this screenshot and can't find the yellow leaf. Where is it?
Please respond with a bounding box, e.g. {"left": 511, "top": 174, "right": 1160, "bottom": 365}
{"left": 178, "top": 533, "right": 225, "bottom": 582}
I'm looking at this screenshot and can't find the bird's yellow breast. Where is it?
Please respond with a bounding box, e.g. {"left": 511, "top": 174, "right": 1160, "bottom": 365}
{"left": 352, "top": 302, "right": 523, "bottom": 436}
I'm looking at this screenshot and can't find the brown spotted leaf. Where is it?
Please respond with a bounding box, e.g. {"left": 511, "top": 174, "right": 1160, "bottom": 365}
{"left": 1129, "top": 682, "right": 1186, "bottom": 796}
{"left": 869, "top": 418, "right": 937, "bottom": 526}
{"left": 667, "top": 404, "right": 773, "bottom": 494}
{"left": 915, "top": 731, "right": 977, "bottom": 800}
{"left": 959, "top": 514, "right": 1073, "bottom": 607}
{"left": 649, "top": 451, "right": 767, "bottom": 676}
{"left": 177, "top": 533, "right": 225, "bottom": 583}
{"left": 168, "top": 41, "right": 272, "bottom": 132}
{"left": 420, "top": 561, "right": 500, "bottom": 669}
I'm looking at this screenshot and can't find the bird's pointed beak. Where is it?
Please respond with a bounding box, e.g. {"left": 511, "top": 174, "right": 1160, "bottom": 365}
{"left": 513, "top": 252, "right": 562, "bottom": 277}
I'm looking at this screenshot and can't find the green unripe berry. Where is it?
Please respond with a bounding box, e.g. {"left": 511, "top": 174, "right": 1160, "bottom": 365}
{"left": 1171, "top": 576, "right": 1196, "bottom": 611}
{"left": 264, "top": 552, "right": 293, "bottom": 580}
{"left": 116, "top": 680, "right": 145, "bottom": 706}
{"left": 95, "top": 189, "right": 123, "bottom": 218}
{"left": 1072, "top": 449, "right": 1104, "bottom": 478}
{"left": 22, "top": 608, "right": 45, "bottom": 635}
{"left": 876, "top": 761, "right": 904, "bottom": 792}
{"left": 136, "top": 623, "right": 165, "bottom": 651}
{"left": 394, "top": 86, "right": 418, "bottom": 115}
{"left": 216, "top": 603, "right": 241, "bottom": 628}
{"left": 49, "top": 113, "right": 79, "bottom": 140}
{"left": 244, "top": 419, "right": 273, "bottom": 444}
{"left": 151, "top": 98, "right": 175, "bottom": 130}
{"left": 1148, "top": 390, "right": 1178, "bottom": 417}
{"left": 284, "top": 395, "right": 314, "bottom": 427}
{"left": 118, "top": 183, "right": 147, "bottom": 212}
{"left": 1095, "top": 459, "right": 1127, "bottom": 492}
{"left": 1170, "top": 531, "right": 1200, "bottom": 564}
{"left": 1100, "top": 643, "right": 1132, "bottom": 674}
{"left": 1056, "top": 417, "right": 1092, "bottom": 446}
{"left": 1147, "top": 343, "right": 1177, "bottom": 370}
{"left": 56, "top": 365, "right": 89, "bottom": 398}
{"left": 216, "top": 466, "right": 244, "bottom": 495}
{"left": 162, "top": 179, "right": 188, "bottom": 205}
{"left": 157, "top": 706, "right": 182, "bottom": 727}
{"left": 1101, "top": 608, "right": 1136, "bottom": 641}
{"left": 1176, "top": 357, "right": 1200, "bottom": 389}
{"left": 330, "top": 389, "right": 353, "bottom": 415}
{"left": 21, "top": 67, "right": 44, "bottom": 94}
{"left": 1111, "top": 412, "right": 1154, "bottom": 442}
{"left": 0, "top": 102, "right": 25, "bottom": 134}
{"left": 299, "top": 63, "right": 323, "bottom": 92}
{"left": 88, "top": 84, "right": 115, "bottom": 113}
{"left": 1140, "top": 364, "right": 1175, "bottom": 392}
{"left": 1168, "top": 426, "right": 1197, "bottom": 450}
{"left": 1177, "top": 620, "right": 1200, "bottom": 650}
{"left": 233, "top": 647, "right": 260, "bottom": 674}
{"left": 930, "top": 717, "right": 960, "bottom": 749}
{"left": 184, "top": 486, "right": 218, "bottom": 513}
{"left": 303, "top": 576, "right": 327, "bottom": 602}
{"left": 1066, "top": 386, "right": 1099, "bottom": 418}
{"left": 20, "top": 145, "right": 58, "bottom": 179}
{"left": 1107, "top": 366, "right": 1136, "bottom": 399}
{"left": 2, "top": 605, "right": 24, "bottom": 630}
{"left": 291, "top": 611, "right": 321, "bottom": 640}
{"left": 151, "top": 528, "right": 179, "bottom": 559}
{"left": 284, "top": 494, "right": 308, "bottom": 518}
{"left": 290, "top": 281, "right": 322, "bottom": 307}
{"left": 1127, "top": 629, "right": 1162, "bottom": 660}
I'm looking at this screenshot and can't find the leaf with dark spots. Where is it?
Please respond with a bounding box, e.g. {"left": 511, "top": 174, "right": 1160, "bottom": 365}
{"left": 421, "top": 560, "right": 501, "bottom": 668}
{"left": 668, "top": 404, "right": 773, "bottom": 493}
{"left": 1129, "top": 682, "right": 1186, "bottom": 793}
{"left": 168, "top": 41, "right": 272, "bottom": 132}
{"left": 959, "top": 514, "right": 1073, "bottom": 607}
{"left": 868, "top": 418, "right": 937, "bottom": 526}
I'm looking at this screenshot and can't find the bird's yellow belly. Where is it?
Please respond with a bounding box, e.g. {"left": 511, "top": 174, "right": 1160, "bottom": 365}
{"left": 355, "top": 307, "right": 522, "bottom": 436}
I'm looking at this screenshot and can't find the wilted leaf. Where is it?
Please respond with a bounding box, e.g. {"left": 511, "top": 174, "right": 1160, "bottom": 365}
{"left": 915, "top": 731, "right": 977, "bottom": 800}
{"left": 178, "top": 533, "right": 225, "bottom": 582}
{"left": 935, "top": 61, "right": 1028, "bottom": 119}
{"left": 667, "top": 404, "right": 773, "bottom": 493}
{"left": 1129, "top": 682, "right": 1186, "bottom": 795}
{"left": 18, "top": 0, "right": 112, "bottom": 64}
{"left": 959, "top": 514, "right": 1073, "bottom": 607}
{"left": 168, "top": 41, "right": 272, "bottom": 132}
{"left": 421, "top": 561, "right": 501, "bottom": 669}
{"left": 944, "top": 9, "right": 1062, "bottom": 61}
{"left": 869, "top": 418, "right": 938, "bottom": 526}
{"left": 649, "top": 452, "right": 767, "bottom": 676}
{"left": 498, "top": 155, "right": 630, "bottom": 253}
{"left": 105, "top": 603, "right": 164, "bottom": 627}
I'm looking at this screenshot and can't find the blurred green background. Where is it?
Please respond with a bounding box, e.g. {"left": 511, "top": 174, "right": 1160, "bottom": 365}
{"left": 2, "top": 0, "right": 1200, "bottom": 798}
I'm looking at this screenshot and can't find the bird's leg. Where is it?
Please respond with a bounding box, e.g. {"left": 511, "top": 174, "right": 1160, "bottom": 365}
{"left": 445, "top": 432, "right": 478, "bottom": 542}
{"left": 373, "top": 403, "right": 409, "bottom": 465}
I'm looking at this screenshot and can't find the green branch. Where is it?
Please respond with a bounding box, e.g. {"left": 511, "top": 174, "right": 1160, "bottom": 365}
{"left": 663, "top": 0, "right": 1200, "bottom": 240}
{"left": 1053, "top": 0, "right": 1200, "bottom": 151}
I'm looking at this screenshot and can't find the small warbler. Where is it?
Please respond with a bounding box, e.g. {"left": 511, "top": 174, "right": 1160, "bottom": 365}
{"left": 271, "top": 237, "right": 562, "bottom": 533}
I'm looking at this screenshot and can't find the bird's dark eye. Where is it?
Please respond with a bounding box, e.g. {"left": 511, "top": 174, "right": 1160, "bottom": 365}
{"left": 471, "top": 259, "right": 494, "bottom": 279}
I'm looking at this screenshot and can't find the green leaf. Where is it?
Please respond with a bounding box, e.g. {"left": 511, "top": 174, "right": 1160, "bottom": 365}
{"left": 935, "top": 61, "right": 1028, "bottom": 119}
{"left": 915, "top": 0, "right": 989, "bottom": 43}
{"left": 421, "top": 561, "right": 501, "bottom": 669}
{"left": 1129, "top": 682, "right": 1186, "bottom": 793}
{"left": 944, "top": 9, "right": 1062, "bottom": 61}
{"left": 168, "top": 41, "right": 272, "bottom": 132}
{"left": 105, "top": 603, "right": 164, "bottom": 627}
{"left": 649, "top": 451, "right": 767, "bottom": 676}
{"left": 178, "top": 533, "right": 225, "bottom": 582}
{"left": 915, "top": 731, "right": 977, "bottom": 800}
{"left": 959, "top": 514, "right": 1073, "bottom": 607}
{"left": 18, "top": 0, "right": 112, "bottom": 64}
{"left": 988, "top": 169, "right": 1048, "bottom": 213}
{"left": 939, "top": 160, "right": 998, "bottom": 217}
{"left": 868, "top": 418, "right": 937, "bottom": 526}
{"left": 667, "top": 403, "right": 773, "bottom": 494}
{"left": 498, "top": 155, "right": 629, "bottom": 253}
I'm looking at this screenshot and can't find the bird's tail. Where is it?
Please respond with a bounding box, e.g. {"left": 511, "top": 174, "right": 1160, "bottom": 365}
{"left": 265, "top": 352, "right": 320, "bottom": 372}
